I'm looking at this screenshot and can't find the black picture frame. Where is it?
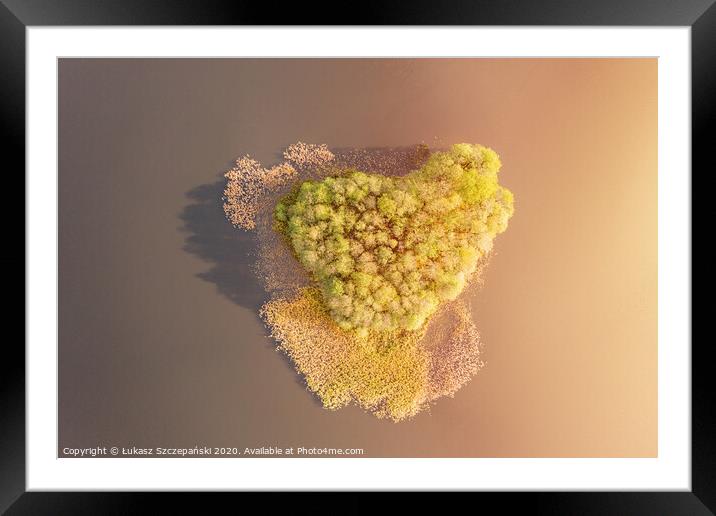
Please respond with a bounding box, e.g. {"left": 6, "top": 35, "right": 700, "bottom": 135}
{"left": 3, "top": 1, "right": 709, "bottom": 513}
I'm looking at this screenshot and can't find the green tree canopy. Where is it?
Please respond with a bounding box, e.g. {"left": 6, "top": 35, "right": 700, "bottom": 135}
{"left": 274, "top": 143, "right": 514, "bottom": 334}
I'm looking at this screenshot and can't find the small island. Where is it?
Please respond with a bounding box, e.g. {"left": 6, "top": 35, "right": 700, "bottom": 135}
{"left": 224, "top": 143, "right": 514, "bottom": 421}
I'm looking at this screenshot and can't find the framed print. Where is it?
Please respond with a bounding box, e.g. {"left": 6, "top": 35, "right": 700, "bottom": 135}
{"left": 4, "top": 0, "right": 710, "bottom": 513}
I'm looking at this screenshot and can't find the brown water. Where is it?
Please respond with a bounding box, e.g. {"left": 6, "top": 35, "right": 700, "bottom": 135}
{"left": 59, "top": 58, "right": 656, "bottom": 457}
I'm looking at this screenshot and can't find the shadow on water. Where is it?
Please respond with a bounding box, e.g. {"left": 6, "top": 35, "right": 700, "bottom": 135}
{"left": 179, "top": 174, "right": 320, "bottom": 401}
{"left": 179, "top": 176, "right": 267, "bottom": 313}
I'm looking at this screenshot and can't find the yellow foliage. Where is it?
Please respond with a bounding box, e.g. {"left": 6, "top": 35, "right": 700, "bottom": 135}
{"left": 261, "top": 288, "right": 429, "bottom": 421}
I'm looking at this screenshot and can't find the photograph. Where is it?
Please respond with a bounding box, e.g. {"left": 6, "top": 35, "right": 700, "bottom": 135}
{"left": 58, "top": 57, "right": 657, "bottom": 458}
